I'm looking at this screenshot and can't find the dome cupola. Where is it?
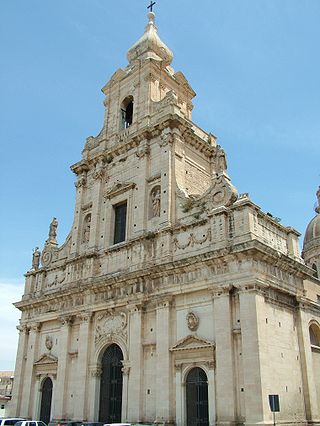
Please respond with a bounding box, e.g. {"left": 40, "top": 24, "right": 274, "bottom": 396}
{"left": 302, "top": 186, "right": 320, "bottom": 277}
{"left": 127, "top": 11, "right": 173, "bottom": 67}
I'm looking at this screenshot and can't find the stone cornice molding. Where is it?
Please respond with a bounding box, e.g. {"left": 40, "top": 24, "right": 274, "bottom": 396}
{"left": 296, "top": 297, "right": 320, "bottom": 316}
{"left": 75, "top": 114, "right": 214, "bottom": 171}
{"left": 16, "top": 239, "right": 311, "bottom": 315}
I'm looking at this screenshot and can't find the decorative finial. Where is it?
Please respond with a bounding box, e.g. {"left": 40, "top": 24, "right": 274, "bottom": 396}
{"left": 316, "top": 186, "right": 320, "bottom": 214}
{"left": 147, "top": 1, "right": 156, "bottom": 12}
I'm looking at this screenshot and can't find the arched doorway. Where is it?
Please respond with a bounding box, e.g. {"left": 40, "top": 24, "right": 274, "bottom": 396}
{"left": 186, "top": 367, "right": 209, "bottom": 426}
{"left": 39, "top": 377, "right": 53, "bottom": 425}
{"left": 99, "top": 344, "right": 123, "bottom": 423}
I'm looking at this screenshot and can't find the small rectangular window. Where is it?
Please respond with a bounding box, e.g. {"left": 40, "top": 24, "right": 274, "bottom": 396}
{"left": 114, "top": 202, "right": 127, "bottom": 244}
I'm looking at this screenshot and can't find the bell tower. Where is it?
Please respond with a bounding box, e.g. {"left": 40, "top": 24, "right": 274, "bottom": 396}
{"left": 69, "top": 10, "right": 235, "bottom": 259}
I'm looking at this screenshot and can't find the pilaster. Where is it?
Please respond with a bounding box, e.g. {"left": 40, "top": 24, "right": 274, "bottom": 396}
{"left": 127, "top": 304, "right": 143, "bottom": 422}
{"left": 155, "top": 298, "right": 173, "bottom": 424}
{"left": 238, "top": 287, "right": 265, "bottom": 424}
{"left": 10, "top": 325, "right": 30, "bottom": 416}
{"left": 74, "top": 312, "right": 92, "bottom": 421}
{"left": 212, "top": 287, "right": 236, "bottom": 423}
{"left": 88, "top": 365, "right": 102, "bottom": 421}
{"left": 52, "top": 315, "right": 73, "bottom": 419}
{"left": 20, "top": 322, "right": 41, "bottom": 417}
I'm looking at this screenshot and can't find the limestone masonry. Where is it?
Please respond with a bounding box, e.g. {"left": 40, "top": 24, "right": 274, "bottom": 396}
{"left": 9, "top": 10, "right": 320, "bottom": 426}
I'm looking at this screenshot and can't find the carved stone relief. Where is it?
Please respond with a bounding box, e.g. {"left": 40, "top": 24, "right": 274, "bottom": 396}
{"left": 186, "top": 312, "right": 199, "bottom": 331}
{"left": 173, "top": 228, "right": 211, "bottom": 251}
{"left": 45, "top": 335, "right": 53, "bottom": 351}
{"left": 95, "top": 311, "right": 127, "bottom": 345}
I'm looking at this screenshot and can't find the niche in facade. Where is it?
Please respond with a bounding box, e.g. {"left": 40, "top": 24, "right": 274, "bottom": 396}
{"left": 149, "top": 185, "right": 161, "bottom": 219}
{"left": 120, "top": 96, "right": 134, "bottom": 129}
{"left": 82, "top": 213, "right": 91, "bottom": 243}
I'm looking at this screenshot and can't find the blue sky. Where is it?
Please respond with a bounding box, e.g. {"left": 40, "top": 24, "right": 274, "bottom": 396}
{"left": 0, "top": 0, "right": 319, "bottom": 370}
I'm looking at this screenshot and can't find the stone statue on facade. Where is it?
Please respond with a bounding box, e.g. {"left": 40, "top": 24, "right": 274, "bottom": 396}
{"left": 216, "top": 146, "right": 227, "bottom": 174}
{"left": 31, "top": 247, "right": 41, "bottom": 270}
{"left": 151, "top": 188, "right": 161, "bottom": 217}
{"left": 47, "top": 217, "right": 58, "bottom": 245}
{"left": 83, "top": 215, "right": 91, "bottom": 243}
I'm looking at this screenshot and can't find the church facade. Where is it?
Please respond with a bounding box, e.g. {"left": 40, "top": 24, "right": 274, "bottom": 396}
{"left": 9, "top": 11, "right": 320, "bottom": 426}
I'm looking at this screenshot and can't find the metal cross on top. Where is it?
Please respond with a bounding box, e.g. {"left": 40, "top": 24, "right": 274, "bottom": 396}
{"left": 147, "top": 1, "right": 156, "bottom": 12}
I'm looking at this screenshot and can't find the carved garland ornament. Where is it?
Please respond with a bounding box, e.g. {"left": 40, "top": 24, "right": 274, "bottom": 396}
{"left": 173, "top": 228, "right": 211, "bottom": 251}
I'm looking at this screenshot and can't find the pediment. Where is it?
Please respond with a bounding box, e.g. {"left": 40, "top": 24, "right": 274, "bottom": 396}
{"left": 102, "top": 68, "right": 126, "bottom": 93}
{"left": 34, "top": 353, "right": 58, "bottom": 366}
{"left": 170, "top": 335, "right": 215, "bottom": 352}
{"left": 104, "top": 181, "right": 136, "bottom": 199}
{"left": 174, "top": 71, "right": 196, "bottom": 97}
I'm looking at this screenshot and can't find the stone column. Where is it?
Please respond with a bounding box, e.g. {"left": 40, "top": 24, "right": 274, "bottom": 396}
{"left": 175, "top": 364, "right": 183, "bottom": 426}
{"left": 73, "top": 312, "right": 92, "bottom": 421}
{"left": 155, "top": 298, "right": 173, "bottom": 424}
{"left": 52, "top": 316, "right": 73, "bottom": 419}
{"left": 9, "top": 325, "right": 30, "bottom": 416}
{"left": 20, "top": 322, "right": 41, "bottom": 417}
{"left": 212, "top": 288, "right": 236, "bottom": 424}
{"left": 297, "top": 307, "right": 320, "bottom": 422}
{"left": 126, "top": 304, "right": 143, "bottom": 422}
{"left": 88, "top": 366, "right": 102, "bottom": 421}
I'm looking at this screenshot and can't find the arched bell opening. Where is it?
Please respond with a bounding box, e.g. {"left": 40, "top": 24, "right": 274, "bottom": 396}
{"left": 120, "top": 96, "right": 134, "bottom": 129}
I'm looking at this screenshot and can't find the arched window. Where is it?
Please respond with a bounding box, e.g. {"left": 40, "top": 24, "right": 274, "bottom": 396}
{"left": 309, "top": 323, "right": 320, "bottom": 347}
{"left": 120, "top": 96, "right": 133, "bottom": 129}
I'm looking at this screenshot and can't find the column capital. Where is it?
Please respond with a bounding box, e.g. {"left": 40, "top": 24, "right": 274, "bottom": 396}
{"left": 30, "top": 322, "right": 42, "bottom": 332}
{"left": 121, "top": 360, "right": 131, "bottom": 376}
{"left": 59, "top": 315, "right": 74, "bottom": 327}
{"left": 211, "top": 284, "right": 231, "bottom": 299}
{"left": 127, "top": 303, "right": 144, "bottom": 314}
{"left": 77, "top": 311, "right": 93, "bottom": 323}
{"left": 156, "top": 296, "right": 173, "bottom": 309}
{"left": 16, "top": 324, "right": 30, "bottom": 334}
{"left": 89, "top": 365, "right": 102, "bottom": 378}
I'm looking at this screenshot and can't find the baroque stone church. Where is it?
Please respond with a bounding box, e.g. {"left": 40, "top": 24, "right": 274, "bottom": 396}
{"left": 9, "top": 9, "right": 320, "bottom": 426}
